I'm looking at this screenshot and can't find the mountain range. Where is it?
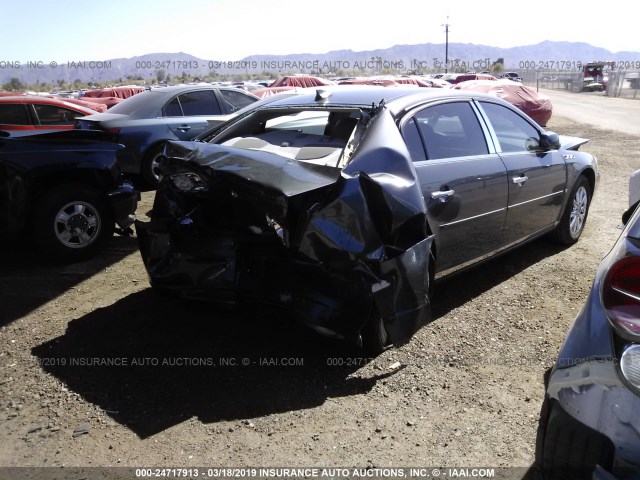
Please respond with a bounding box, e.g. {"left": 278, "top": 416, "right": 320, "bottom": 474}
{"left": 3, "top": 41, "right": 639, "bottom": 86}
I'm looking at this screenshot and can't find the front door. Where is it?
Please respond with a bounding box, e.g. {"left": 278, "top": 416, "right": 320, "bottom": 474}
{"left": 477, "top": 101, "right": 566, "bottom": 247}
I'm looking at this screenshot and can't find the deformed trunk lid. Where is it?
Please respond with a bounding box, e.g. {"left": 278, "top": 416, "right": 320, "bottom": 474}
{"left": 163, "top": 141, "right": 341, "bottom": 218}
{"left": 141, "top": 110, "right": 433, "bottom": 346}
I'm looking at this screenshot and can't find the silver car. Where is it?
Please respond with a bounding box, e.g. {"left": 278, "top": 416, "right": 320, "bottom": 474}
{"left": 76, "top": 85, "right": 258, "bottom": 186}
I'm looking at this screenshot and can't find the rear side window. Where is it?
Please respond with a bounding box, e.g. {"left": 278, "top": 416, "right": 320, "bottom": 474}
{"left": 178, "top": 90, "right": 221, "bottom": 116}
{"left": 0, "top": 104, "right": 30, "bottom": 125}
{"left": 412, "top": 102, "right": 488, "bottom": 160}
{"left": 33, "top": 104, "right": 84, "bottom": 125}
{"left": 163, "top": 97, "right": 183, "bottom": 117}
{"left": 219, "top": 90, "right": 257, "bottom": 112}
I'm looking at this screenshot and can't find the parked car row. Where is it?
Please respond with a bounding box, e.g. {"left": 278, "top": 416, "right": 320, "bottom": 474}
{"left": 2, "top": 80, "right": 639, "bottom": 478}
{"left": 0, "top": 85, "right": 276, "bottom": 262}
{"left": 453, "top": 79, "right": 553, "bottom": 126}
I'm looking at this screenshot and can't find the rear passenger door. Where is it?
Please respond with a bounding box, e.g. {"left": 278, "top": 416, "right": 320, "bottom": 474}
{"left": 476, "top": 101, "right": 566, "bottom": 246}
{"left": 163, "top": 90, "right": 223, "bottom": 140}
{"left": 402, "top": 101, "right": 508, "bottom": 273}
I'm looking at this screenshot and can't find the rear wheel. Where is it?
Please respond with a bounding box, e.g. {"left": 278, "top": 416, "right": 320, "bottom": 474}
{"left": 361, "top": 311, "right": 390, "bottom": 356}
{"left": 541, "top": 401, "right": 614, "bottom": 479}
{"left": 32, "top": 186, "right": 114, "bottom": 261}
{"left": 142, "top": 146, "right": 164, "bottom": 188}
{"left": 551, "top": 175, "right": 591, "bottom": 245}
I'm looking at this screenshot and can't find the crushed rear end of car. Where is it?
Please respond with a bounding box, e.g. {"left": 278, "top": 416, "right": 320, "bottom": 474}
{"left": 136, "top": 108, "right": 433, "bottom": 347}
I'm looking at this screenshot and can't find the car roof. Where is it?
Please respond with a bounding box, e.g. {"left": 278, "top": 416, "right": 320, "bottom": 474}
{"left": 144, "top": 84, "right": 253, "bottom": 95}
{"left": 85, "top": 85, "right": 258, "bottom": 119}
{"left": 247, "top": 85, "right": 509, "bottom": 117}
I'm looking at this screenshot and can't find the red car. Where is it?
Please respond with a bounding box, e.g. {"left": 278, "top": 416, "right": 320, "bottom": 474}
{"left": 452, "top": 73, "right": 497, "bottom": 84}
{"left": 453, "top": 79, "right": 553, "bottom": 126}
{"left": 0, "top": 96, "right": 98, "bottom": 135}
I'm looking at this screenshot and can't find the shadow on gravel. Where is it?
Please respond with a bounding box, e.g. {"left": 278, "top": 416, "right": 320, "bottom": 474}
{"left": 432, "top": 239, "right": 568, "bottom": 320}
{"left": 32, "top": 289, "right": 393, "bottom": 438}
{"left": 0, "top": 235, "right": 139, "bottom": 327}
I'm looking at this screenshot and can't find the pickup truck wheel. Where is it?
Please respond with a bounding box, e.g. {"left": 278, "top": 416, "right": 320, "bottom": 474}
{"left": 551, "top": 175, "right": 590, "bottom": 245}
{"left": 33, "top": 186, "right": 114, "bottom": 261}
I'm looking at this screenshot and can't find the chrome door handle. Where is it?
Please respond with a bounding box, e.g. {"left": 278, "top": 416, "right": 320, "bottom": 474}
{"left": 431, "top": 189, "right": 455, "bottom": 202}
{"left": 177, "top": 125, "right": 192, "bottom": 132}
{"left": 512, "top": 175, "right": 528, "bottom": 185}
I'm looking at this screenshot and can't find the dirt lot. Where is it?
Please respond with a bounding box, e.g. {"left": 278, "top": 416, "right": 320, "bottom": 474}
{"left": 2, "top": 92, "right": 640, "bottom": 478}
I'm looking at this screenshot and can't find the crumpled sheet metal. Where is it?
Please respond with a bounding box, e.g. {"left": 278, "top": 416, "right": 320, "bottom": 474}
{"left": 139, "top": 110, "right": 433, "bottom": 344}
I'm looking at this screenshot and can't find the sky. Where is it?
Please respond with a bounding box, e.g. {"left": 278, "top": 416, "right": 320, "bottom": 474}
{"left": 2, "top": 0, "right": 638, "bottom": 62}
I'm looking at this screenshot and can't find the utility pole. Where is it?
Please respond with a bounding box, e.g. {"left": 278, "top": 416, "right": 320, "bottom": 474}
{"left": 443, "top": 17, "right": 450, "bottom": 73}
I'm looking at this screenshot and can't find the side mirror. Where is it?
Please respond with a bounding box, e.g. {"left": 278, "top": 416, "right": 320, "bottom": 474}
{"left": 538, "top": 132, "right": 560, "bottom": 151}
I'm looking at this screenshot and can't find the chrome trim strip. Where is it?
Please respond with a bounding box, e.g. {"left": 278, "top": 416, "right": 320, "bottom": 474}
{"left": 440, "top": 207, "right": 506, "bottom": 228}
{"left": 435, "top": 251, "right": 497, "bottom": 279}
{"left": 472, "top": 100, "right": 502, "bottom": 154}
{"left": 469, "top": 100, "right": 498, "bottom": 154}
{"left": 509, "top": 190, "right": 563, "bottom": 209}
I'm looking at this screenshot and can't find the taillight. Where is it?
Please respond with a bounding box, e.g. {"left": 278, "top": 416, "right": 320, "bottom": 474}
{"left": 105, "top": 127, "right": 121, "bottom": 135}
{"left": 603, "top": 255, "right": 640, "bottom": 337}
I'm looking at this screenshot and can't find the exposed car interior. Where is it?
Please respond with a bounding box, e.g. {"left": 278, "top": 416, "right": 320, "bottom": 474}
{"left": 215, "top": 108, "right": 362, "bottom": 167}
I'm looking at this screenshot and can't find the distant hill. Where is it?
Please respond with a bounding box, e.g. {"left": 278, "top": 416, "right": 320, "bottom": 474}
{"left": 2, "top": 41, "right": 638, "bottom": 86}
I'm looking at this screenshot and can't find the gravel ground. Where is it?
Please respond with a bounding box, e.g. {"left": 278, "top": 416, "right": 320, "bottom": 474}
{"left": 1, "top": 91, "right": 640, "bottom": 478}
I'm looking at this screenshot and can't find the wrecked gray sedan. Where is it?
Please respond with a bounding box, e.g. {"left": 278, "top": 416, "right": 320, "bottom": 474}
{"left": 136, "top": 86, "right": 598, "bottom": 353}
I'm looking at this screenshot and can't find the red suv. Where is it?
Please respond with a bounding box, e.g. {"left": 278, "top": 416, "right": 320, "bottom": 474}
{"left": 0, "top": 96, "right": 98, "bottom": 136}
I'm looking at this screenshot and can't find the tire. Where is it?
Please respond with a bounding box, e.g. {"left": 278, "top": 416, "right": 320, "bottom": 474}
{"left": 32, "top": 185, "right": 114, "bottom": 261}
{"left": 541, "top": 401, "right": 614, "bottom": 480}
{"left": 142, "top": 146, "right": 164, "bottom": 188}
{"left": 362, "top": 250, "right": 434, "bottom": 356}
{"left": 150, "top": 285, "right": 183, "bottom": 300}
{"left": 551, "top": 175, "right": 591, "bottom": 245}
{"left": 361, "top": 310, "right": 390, "bottom": 356}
